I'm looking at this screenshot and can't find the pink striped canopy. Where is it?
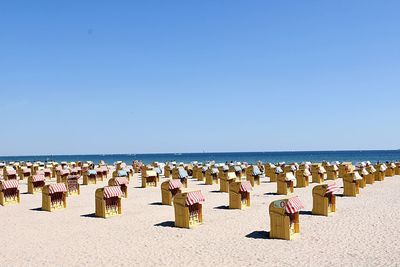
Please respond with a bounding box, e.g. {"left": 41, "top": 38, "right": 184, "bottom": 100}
{"left": 325, "top": 183, "right": 339, "bottom": 195}
{"left": 48, "top": 183, "right": 67, "bottom": 194}
{"left": 185, "top": 191, "right": 205, "bottom": 206}
{"left": 103, "top": 186, "right": 123, "bottom": 198}
{"left": 114, "top": 177, "right": 129, "bottom": 185}
{"left": 43, "top": 168, "right": 51, "bottom": 174}
{"left": 6, "top": 169, "right": 17, "bottom": 175}
{"left": 36, "top": 170, "right": 45, "bottom": 175}
{"left": 239, "top": 181, "right": 253, "bottom": 192}
{"left": 59, "top": 169, "right": 70, "bottom": 176}
{"left": 32, "top": 174, "right": 45, "bottom": 182}
{"left": 1, "top": 180, "right": 19, "bottom": 190}
{"left": 168, "top": 180, "right": 182, "bottom": 190}
{"left": 22, "top": 168, "right": 31, "bottom": 174}
{"left": 285, "top": 196, "right": 304, "bottom": 214}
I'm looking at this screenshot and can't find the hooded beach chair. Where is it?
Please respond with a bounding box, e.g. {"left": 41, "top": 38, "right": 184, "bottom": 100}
{"left": 142, "top": 170, "right": 158, "bottom": 188}
{"left": 43, "top": 167, "right": 52, "bottom": 179}
{"left": 269, "top": 166, "right": 282, "bottom": 183}
{"left": 0, "top": 180, "right": 20, "bottom": 206}
{"left": 385, "top": 163, "right": 396, "bottom": 177}
{"left": 395, "top": 162, "right": 400, "bottom": 175}
{"left": 295, "top": 168, "right": 311, "bottom": 188}
{"left": 19, "top": 167, "right": 31, "bottom": 180}
{"left": 175, "top": 167, "right": 189, "bottom": 187}
{"left": 95, "top": 167, "right": 105, "bottom": 181}
{"left": 95, "top": 186, "right": 123, "bottom": 218}
{"left": 164, "top": 164, "right": 172, "bottom": 178}
{"left": 229, "top": 165, "right": 244, "bottom": 179}
{"left": 264, "top": 163, "right": 276, "bottom": 181}
{"left": 161, "top": 179, "right": 183, "bottom": 205}
{"left": 358, "top": 168, "right": 369, "bottom": 188}
{"left": 269, "top": 196, "right": 304, "bottom": 240}
{"left": 326, "top": 164, "right": 339, "bottom": 180}
{"left": 365, "top": 165, "right": 376, "bottom": 184}
{"left": 28, "top": 174, "right": 46, "bottom": 194}
{"left": 42, "top": 183, "right": 67, "bottom": 211}
{"left": 197, "top": 166, "right": 207, "bottom": 181}
{"left": 229, "top": 181, "right": 252, "bottom": 209}
{"left": 57, "top": 168, "right": 70, "bottom": 183}
{"left": 277, "top": 172, "right": 295, "bottom": 195}
{"left": 173, "top": 190, "right": 205, "bottom": 228}
{"left": 205, "top": 167, "right": 219, "bottom": 185}
{"left": 220, "top": 172, "right": 237, "bottom": 193}
{"left": 62, "top": 174, "right": 80, "bottom": 196}
{"left": 311, "top": 165, "right": 326, "bottom": 184}
{"left": 312, "top": 183, "right": 339, "bottom": 216}
{"left": 83, "top": 170, "right": 97, "bottom": 185}
{"left": 246, "top": 165, "right": 262, "bottom": 187}
{"left": 3, "top": 167, "right": 17, "bottom": 180}
{"left": 374, "top": 164, "right": 386, "bottom": 181}
{"left": 343, "top": 172, "right": 363, "bottom": 197}
{"left": 108, "top": 176, "right": 129, "bottom": 198}
{"left": 339, "top": 162, "right": 353, "bottom": 178}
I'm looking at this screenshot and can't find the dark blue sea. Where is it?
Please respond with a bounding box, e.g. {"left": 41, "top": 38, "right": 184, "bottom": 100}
{"left": 1, "top": 150, "right": 399, "bottom": 165}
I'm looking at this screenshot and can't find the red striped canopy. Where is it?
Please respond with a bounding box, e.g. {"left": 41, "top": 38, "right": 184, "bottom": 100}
{"left": 285, "top": 196, "right": 304, "bottom": 214}
{"left": 114, "top": 177, "right": 129, "bottom": 185}
{"left": 168, "top": 180, "right": 182, "bottom": 190}
{"left": 22, "top": 168, "right": 31, "bottom": 174}
{"left": 185, "top": 191, "right": 205, "bottom": 206}
{"left": 32, "top": 174, "right": 45, "bottom": 182}
{"left": 43, "top": 168, "right": 51, "bottom": 173}
{"left": 239, "top": 181, "right": 253, "bottom": 192}
{"left": 325, "top": 183, "right": 339, "bottom": 195}
{"left": 103, "top": 186, "right": 123, "bottom": 198}
{"left": 1, "top": 180, "right": 19, "bottom": 190}
{"left": 48, "top": 183, "right": 67, "bottom": 194}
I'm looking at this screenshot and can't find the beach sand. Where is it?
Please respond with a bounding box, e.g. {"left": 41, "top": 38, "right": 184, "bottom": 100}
{"left": 1, "top": 172, "right": 399, "bottom": 266}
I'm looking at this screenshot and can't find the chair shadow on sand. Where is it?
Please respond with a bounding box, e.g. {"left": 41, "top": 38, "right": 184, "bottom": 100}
{"left": 299, "top": 210, "right": 313, "bottom": 216}
{"left": 80, "top": 213, "right": 97, "bottom": 218}
{"left": 30, "top": 207, "right": 43, "bottom": 212}
{"left": 246, "top": 230, "right": 270, "bottom": 239}
{"left": 154, "top": 221, "right": 175, "bottom": 228}
{"left": 149, "top": 202, "right": 163, "bottom": 206}
{"left": 214, "top": 205, "right": 229, "bottom": 210}
{"left": 264, "top": 192, "right": 278, "bottom": 196}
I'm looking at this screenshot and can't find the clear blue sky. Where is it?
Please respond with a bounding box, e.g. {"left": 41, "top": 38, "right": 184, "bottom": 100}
{"left": 1, "top": 1, "right": 399, "bottom": 156}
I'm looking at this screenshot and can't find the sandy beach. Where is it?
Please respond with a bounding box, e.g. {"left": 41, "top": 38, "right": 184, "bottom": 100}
{"left": 1, "top": 172, "right": 399, "bottom": 267}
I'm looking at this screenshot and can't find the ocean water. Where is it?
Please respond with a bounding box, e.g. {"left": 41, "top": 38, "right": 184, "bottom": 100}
{"left": 1, "top": 150, "right": 399, "bottom": 165}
